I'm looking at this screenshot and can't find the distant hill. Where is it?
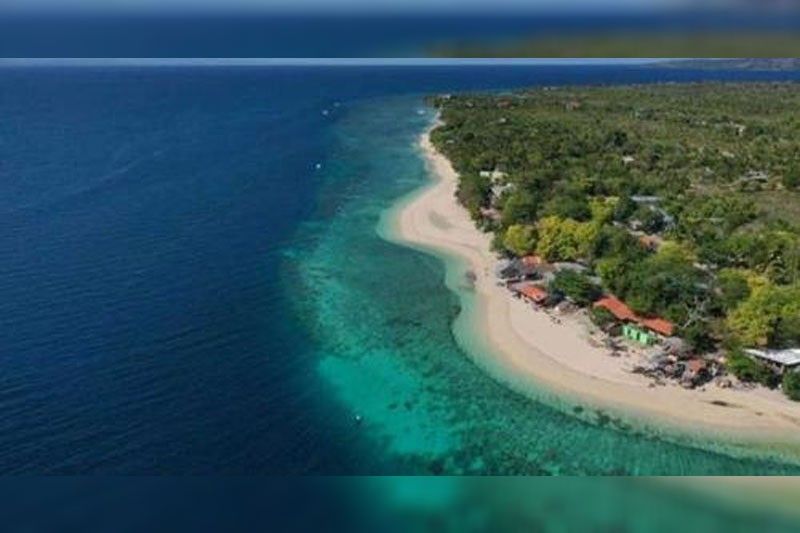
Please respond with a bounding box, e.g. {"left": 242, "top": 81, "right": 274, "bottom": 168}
{"left": 656, "top": 59, "right": 800, "bottom": 71}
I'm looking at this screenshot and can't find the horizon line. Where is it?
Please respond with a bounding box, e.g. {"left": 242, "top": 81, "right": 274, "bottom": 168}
{"left": 0, "top": 58, "right": 671, "bottom": 67}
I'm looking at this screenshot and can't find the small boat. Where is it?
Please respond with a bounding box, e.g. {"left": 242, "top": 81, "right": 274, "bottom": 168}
{"left": 321, "top": 109, "right": 330, "bottom": 116}
{"left": 314, "top": 163, "right": 322, "bottom": 170}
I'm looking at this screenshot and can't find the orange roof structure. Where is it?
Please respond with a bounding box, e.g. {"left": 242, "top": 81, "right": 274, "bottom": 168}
{"left": 640, "top": 317, "right": 675, "bottom": 337}
{"left": 685, "top": 359, "right": 708, "bottom": 374}
{"left": 517, "top": 284, "right": 549, "bottom": 303}
{"left": 593, "top": 295, "right": 637, "bottom": 322}
{"left": 593, "top": 295, "right": 675, "bottom": 337}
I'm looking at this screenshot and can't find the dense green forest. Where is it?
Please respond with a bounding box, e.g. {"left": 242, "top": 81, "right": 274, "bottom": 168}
{"left": 429, "top": 83, "right": 800, "bottom": 387}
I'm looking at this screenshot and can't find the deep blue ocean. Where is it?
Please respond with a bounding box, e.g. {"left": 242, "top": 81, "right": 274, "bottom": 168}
{"left": 3, "top": 65, "right": 800, "bottom": 474}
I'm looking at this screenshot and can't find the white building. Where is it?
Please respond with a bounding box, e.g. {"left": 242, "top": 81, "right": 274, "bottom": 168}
{"left": 744, "top": 348, "right": 800, "bottom": 373}
{"left": 479, "top": 169, "right": 508, "bottom": 182}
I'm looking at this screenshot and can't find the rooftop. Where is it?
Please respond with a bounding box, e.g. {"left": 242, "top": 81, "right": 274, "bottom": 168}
{"left": 594, "top": 295, "right": 675, "bottom": 337}
{"left": 630, "top": 195, "right": 662, "bottom": 204}
{"left": 686, "top": 359, "right": 708, "bottom": 373}
{"left": 640, "top": 317, "right": 675, "bottom": 337}
{"left": 521, "top": 255, "right": 545, "bottom": 268}
{"left": 594, "top": 295, "right": 637, "bottom": 322}
{"left": 744, "top": 348, "right": 800, "bottom": 367}
{"left": 511, "top": 282, "right": 549, "bottom": 303}
{"left": 553, "top": 262, "right": 589, "bottom": 273}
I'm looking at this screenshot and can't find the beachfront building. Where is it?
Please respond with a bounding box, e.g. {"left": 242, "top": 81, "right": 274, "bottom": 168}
{"left": 622, "top": 324, "right": 657, "bottom": 346}
{"left": 630, "top": 195, "right": 662, "bottom": 205}
{"left": 680, "top": 358, "right": 711, "bottom": 388}
{"left": 510, "top": 282, "right": 550, "bottom": 306}
{"left": 553, "top": 262, "right": 589, "bottom": 274}
{"left": 479, "top": 169, "right": 507, "bottom": 181}
{"left": 593, "top": 295, "right": 675, "bottom": 346}
{"left": 744, "top": 348, "right": 800, "bottom": 375}
{"left": 495, "top": 257, "right": 540, "bottom": 282}
{"left": 490, "top": 182, "right": 515, "bottom": 206}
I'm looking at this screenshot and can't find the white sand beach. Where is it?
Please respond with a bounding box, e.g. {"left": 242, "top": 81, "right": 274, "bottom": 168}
{"left": 389, "top": 123, "right": 800, "bottom": 447}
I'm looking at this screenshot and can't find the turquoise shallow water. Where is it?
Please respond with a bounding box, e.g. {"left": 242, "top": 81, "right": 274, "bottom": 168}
{"left": 285, "top": 95, "right": 800, "bottom": 475}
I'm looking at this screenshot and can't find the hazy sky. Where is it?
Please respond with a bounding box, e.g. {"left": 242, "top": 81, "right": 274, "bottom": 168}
{"left": 0, "top": 0, "right": 696, "bottom": 13}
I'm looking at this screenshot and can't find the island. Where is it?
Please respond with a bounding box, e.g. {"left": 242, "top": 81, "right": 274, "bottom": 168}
{"left": 392, "top": 82, "right": 800, "bottom": 445}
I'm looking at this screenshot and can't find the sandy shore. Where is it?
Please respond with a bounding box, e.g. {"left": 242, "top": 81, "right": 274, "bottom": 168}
{"left": 388, "top": 122, "right": 800, "bottom": 451}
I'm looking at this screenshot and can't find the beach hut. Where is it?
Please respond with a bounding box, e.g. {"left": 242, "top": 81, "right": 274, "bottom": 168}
{"left": 681, "top": 358, "right": 710, "bottom": 387}
{"left": 593, "top": 295, "right": 675, "bottom": 344}
{"left": 622, "top": 324, "right": 657, "bottom": 346}
{"left": 511, "top": 282, "right": 550, "bottom": 306}
{"left": 639, "top": 317, "right": 675, "bottom": 337}
{"left": 593, "top": 295, "right": 637, "bottom": 323}
{"left": 743, "top": 348, "right": 800, "bottom": 374}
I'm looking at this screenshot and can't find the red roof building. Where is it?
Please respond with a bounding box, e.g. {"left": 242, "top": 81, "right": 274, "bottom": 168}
{"left": 593, "top": 295, "right": 675, "bottom": 337}
{"left": 640, "top": 317, "right": 675, "bottom": 337}
{"left": 516, "top": 284, "right": 549, "bottom": 304}
{"left": 593, "top": 295, "right": 637, "bottom": 322}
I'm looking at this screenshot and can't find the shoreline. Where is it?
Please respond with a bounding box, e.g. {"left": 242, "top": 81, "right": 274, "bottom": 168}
{"left": 383, "top": 118, "right": 800, "bottom": 459}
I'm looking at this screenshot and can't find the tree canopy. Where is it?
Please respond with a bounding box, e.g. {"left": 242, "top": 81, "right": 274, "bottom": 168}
{"left": 430, "top": 83, "right": 800, "bottom": 400}
{"left": 502, "top": 224, "right": 537, "bottom": 256}
{"left": 550, "top": 270, "right": 601, "bottom": 306}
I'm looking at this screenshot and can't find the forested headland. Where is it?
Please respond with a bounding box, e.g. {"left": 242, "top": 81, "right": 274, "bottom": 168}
{"left": 429, "top": 83, "right": 800, "bottom": 398}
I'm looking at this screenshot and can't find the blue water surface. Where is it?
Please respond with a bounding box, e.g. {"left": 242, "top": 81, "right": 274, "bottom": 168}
{"left": 1, "top": 65, "right": 800, "bottom": 473}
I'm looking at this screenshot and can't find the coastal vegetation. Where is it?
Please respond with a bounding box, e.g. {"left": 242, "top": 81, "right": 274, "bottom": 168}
{"left": 429, "top": 83, "right": 800, "bottom": 399}
{"left": 431, "top": 36, "right": 800, "bottom": 62}
{"left": 784, "top": 371, "right": 800, "bottom": 401}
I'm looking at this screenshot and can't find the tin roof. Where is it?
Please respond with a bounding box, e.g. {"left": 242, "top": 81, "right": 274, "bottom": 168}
{"left": 744, "top": 348, "right": 800, "bottom": 367}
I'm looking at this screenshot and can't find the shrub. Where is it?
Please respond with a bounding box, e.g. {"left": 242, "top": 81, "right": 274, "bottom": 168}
{"left": 503, "top": 224, "right": 537, "bottom": 256}
{"left": 783, "top": 171, "right": 800, "bottom": 190}
{"left": 550, "top": 270, "right": 601, "bottom": 306}
{"left": 783, "top": 371, "right": 800, "bottom": 401}
{"left": 590, "top": 306, "right": 616, "bottom": 329}
{"left": 726, "top": 350, "right": 779, "bottom": 388}
{"left": 681, "top": 322, "right": 716, "bottom": 354}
